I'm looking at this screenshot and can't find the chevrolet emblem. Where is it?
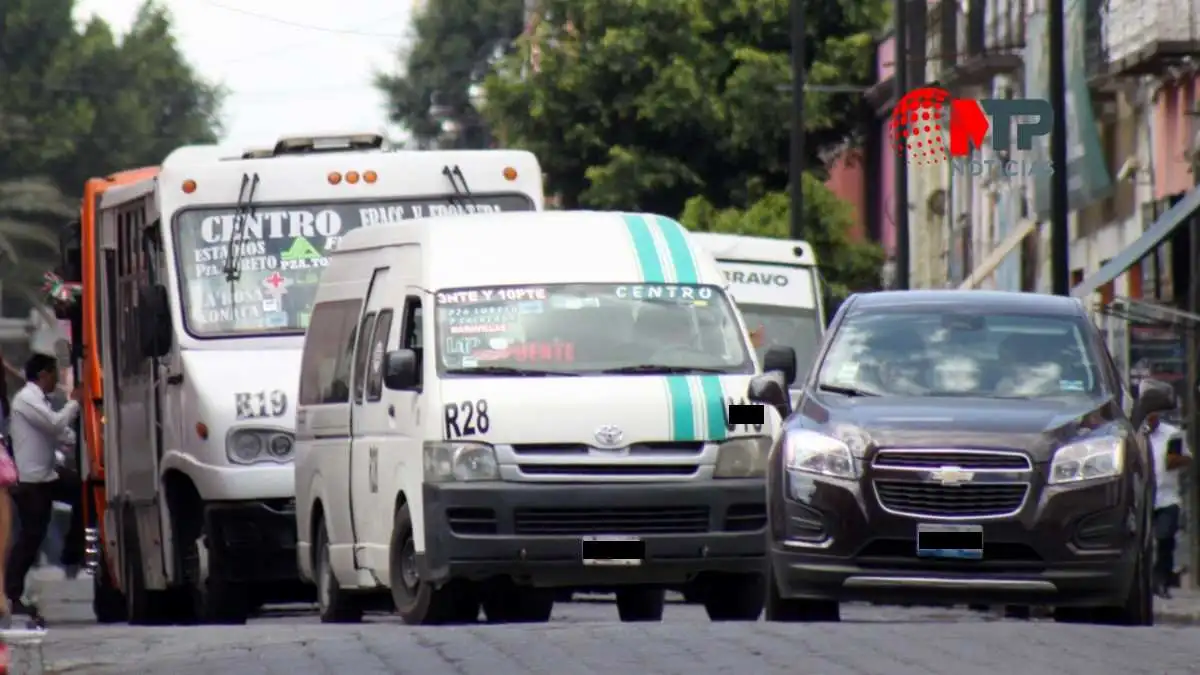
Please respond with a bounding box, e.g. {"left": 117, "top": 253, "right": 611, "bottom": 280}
{"left": 930, "top": 466, "right": 974, "bottom": 486}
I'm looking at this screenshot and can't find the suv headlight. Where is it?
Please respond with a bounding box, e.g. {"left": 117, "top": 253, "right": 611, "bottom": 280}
{"left": 715, "top": 437, "right": 771, "bottom": 478}
{"left": 423, "top": 441, "right": 499, "bottom": 483}
{"left": 227, "top": 428, "right": 294, "bottom": 465}
{"left": 783, "top": 430, "right": 857, "bottom": 479}
{"left": 1048, "top": 437, "right": 1123, "bottom": 485}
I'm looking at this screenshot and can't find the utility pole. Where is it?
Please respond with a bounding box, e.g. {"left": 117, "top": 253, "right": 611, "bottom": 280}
{"left": 1048, "top": 0, "right": 1070, "bottom": 294}
{"left": 893, "top": 0, "right": 910, "bottom": 290}
{"left": 789, "top": 0, "right": 806, "bottom": 240}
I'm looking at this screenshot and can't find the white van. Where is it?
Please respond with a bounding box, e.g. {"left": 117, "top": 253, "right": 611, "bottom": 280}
{"left": 294, "top": 211, "right": 793, "bottom": 625}
{"left": 692, "top": 233, "right": 824, "bottom": 398}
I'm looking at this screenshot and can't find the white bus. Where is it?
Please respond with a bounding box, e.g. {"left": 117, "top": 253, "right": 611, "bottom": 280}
{"left": 88, "top": 132, "right": 544, "bottom": 625}
{"left": 692, "top": 233, "right": 825, "bottom": 397}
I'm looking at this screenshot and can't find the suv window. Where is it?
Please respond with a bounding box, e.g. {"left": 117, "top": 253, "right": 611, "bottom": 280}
{"left": 298, "top": 299, "right": 362, "bottom": 405}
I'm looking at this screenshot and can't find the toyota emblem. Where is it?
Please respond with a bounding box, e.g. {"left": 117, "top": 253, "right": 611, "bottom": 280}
{"left": 594, "top": 425, "right": 625, "bottom": 448}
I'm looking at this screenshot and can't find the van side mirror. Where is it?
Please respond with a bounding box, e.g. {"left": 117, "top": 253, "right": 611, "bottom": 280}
{"left": 383, "top": 349, "right": 420, "bottom": 390}
{"left": 137, "top": 284, "right": 173, "bottom": 359}
{"left": 749, "top": 372, "right": 792, "bottom": 421}
{"left": 1133, "top": 379, "right": 1176, "bottom": 429}
{"left": 762, "top": 345, "right": 797, "bottom": 385}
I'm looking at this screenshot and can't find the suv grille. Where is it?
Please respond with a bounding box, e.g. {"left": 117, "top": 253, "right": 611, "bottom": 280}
{"left": 873, "top": 480, "right": 1028, "bottom": 518}
{"left": 873, "top": 450, "right": 1031, "bottom": 471}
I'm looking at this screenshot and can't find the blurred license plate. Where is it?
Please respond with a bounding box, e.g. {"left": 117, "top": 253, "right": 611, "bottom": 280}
{"left": 582, "top": 535, "right": 644, "bottom": 566}
{"left": 917, "top": 523, "right": 983, "bottom": 560}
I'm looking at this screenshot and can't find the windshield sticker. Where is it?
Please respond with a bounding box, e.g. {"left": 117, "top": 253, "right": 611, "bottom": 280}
{"left": 437, "top": 287, "right": 547, "bottom": 304}
{"left": 449, "top": 323, "right": 508, "bottom": 335}
{"left": 444, "top": 337, "right": 482, "bottom": 355}
{"left": 460, "top": 357, "right": 478, "bottom": 368}
{"left": 470, "top": 341, "right": 576, "bottom": 363}
{"left": 518, "top": 301, "right": 544, "bottom": 314}
{"left": 615, "top": 285, "right": 714, "bottom": 302}
{"left": 262, "top": 271, "right": 291, "bottom": 295}
{"left": 1060, "top": 380, "right": 1085, "bottom": 391}
{"left": 263, "top": 296, "right": 281, "bottom": 313}
{"left": 265, "top": 312, "right": 290, "bottom": 328}
{"left": 281, "top": 236, "right": 324, "bottom": 262}
{"left": 446, "top": 306, "right": 518, "bottom": 323}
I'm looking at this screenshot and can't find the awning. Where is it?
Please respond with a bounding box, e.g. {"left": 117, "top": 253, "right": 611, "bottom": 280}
{"left": 1072, "top": 183, "right": 1200, "bottom": 298}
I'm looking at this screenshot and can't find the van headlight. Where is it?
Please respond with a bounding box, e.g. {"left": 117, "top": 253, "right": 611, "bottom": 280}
{"left": 1048, "top": 437, "right": 1123, "bottom": 484}
{"left": 783, "top": 430, "right": 857, "bottom": 479}
{"left": 423, "top": 441, "right": 499, "bottom": 482}
{"left": 228, "top": 429, "right": 294, "bottom": 464}
{"left": 715, "top": 437, "right": 771, "bottom": 478}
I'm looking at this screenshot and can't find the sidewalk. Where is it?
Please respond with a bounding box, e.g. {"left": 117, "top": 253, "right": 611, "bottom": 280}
{"left": 1153, "top": 588, "right": 1200, "bottom": 625}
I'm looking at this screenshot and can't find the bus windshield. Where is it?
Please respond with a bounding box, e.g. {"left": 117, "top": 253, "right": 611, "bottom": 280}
{"left": 435, "top": 283, "right": 755, "bottom": 375}
{"left": 173, "top": 194, "right": 534, "bottom": 337}
{"left": 719, "top": 262, "right": 822, "bottom": 386}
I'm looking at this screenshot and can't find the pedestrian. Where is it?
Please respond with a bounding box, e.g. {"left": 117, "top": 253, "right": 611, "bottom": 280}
{"left": 0, "top": 349, "right": 15, "bottom": 617}
{"left": 1147, "top": 409, "right": 1191, "bottom": 598}
{"left": 5, "top": 353, "right": 81, "bottom": 618}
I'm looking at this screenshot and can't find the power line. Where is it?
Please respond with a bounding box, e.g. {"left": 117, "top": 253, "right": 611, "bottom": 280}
{"left": 217, "top": 11, "right": 412, "bottom": 66}
{"left": 196, "top": 0, "right": 407, "bottom": 38}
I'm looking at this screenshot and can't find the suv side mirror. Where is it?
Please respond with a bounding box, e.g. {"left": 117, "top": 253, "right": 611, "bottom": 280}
{"left": 383, "top": 349, "right": 420, "bottom": 390}
{"left": 762, "top": 345, "right": 797, "bottom": 385}
{"left": 748, "top": 372, "right": 792, "bottom": 421}
{"left": 1133, "top": 379, "right": 1176, "bottom": 429}
{"left": 137, "top": 284, "right": 173, "bottom": 359}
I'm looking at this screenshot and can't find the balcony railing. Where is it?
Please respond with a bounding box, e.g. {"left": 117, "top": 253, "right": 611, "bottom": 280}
{"left": 1103, "top": 0, "right": 1200, "bottom": 70}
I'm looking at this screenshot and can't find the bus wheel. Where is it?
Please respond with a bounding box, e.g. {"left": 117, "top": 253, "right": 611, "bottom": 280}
{"left": 389, "top": 504, "right": 479, "bottom": 625}
{"left": 182, "top": 530, "right": 248, "bottom": 625}
{"left": 93, "top": 554, "right": 127, "bottom": 624}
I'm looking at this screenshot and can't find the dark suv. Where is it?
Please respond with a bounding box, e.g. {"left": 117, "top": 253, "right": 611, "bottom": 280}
{"left": 748, "top": 290, "right": 1175, "bottom": 626}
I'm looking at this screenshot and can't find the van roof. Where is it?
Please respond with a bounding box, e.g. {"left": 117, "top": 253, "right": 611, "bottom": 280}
{"left": 690, "top": 232, "right": 818, "bottom": 266}
{"left": 331, "top": 210, "right": 726, "bottom": 290}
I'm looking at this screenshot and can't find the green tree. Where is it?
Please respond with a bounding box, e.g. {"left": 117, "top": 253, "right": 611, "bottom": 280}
{"left": 0, "top": 178, "right": 74, "bottom": 316}
{"left": 482, "top": 0, "right": 886, "bottom": 299}
{"left": 375, "top": 0, "right": 526, "bottom": 148}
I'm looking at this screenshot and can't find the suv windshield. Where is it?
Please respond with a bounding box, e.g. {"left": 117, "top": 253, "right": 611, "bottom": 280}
{"left": 436, "top": 283, "right": 754, "bottom": 375}
{"left": 174, "top": 195, "right": 534, "bottom": 337}
{"left": 816, "top": 310, "right": 1105, "bottom": 398}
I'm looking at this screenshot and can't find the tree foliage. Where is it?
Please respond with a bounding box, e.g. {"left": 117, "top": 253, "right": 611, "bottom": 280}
{"left": 376, "top": 0, "right": 526, "bottom": 148}
{"left": 0, "top": 0, "right": 223, "bottom": 316}
{"left": 482, "top": 0, "right": 887, "bottom": 300}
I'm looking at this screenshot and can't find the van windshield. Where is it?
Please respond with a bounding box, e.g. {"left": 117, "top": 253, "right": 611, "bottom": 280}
{"left": 720, "top": 262, "right": 822, "bottom": 386}
{"left": 172, "top": 194, "right": 534, "bottom": 337}
{"left": 435, "top": 283, "right": 755, "bottom": 376}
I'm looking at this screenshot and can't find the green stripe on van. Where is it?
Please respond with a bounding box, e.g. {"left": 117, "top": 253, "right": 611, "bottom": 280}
{"left": 621, "top": 213, "right": 666, "bottom": 283}
{"left": 665, "top": 376, "right": 697, "bottom": 441}
{"left": 698, "top": 376, "right": 728, "bottom": 441}
{"left": 654, "top": 216, "right": 698, "bottom": 284}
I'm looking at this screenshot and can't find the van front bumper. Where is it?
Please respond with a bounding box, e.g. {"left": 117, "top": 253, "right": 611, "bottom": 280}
{"left": 418, "top": 480, "right": 766, "bottom": 587}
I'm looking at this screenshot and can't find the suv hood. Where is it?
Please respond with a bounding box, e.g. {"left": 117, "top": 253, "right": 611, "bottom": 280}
{"left": 793, "top": 393, "right": 1120, "bottom": 459}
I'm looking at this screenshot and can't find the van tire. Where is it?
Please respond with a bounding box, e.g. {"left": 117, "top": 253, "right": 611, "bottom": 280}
{"left": 615, "top": 587, "right": 665, "bottom": 622}
{"left": 316, "top": 521, "right": 364, "bottom": 623}
{"left": 482, "top": 581, "right": 554, "bottom": 623}
{"left": 702, "top": 573, "right": 765, "bottom": 621}
{"left": 389, "top": 504, "right": 479, "bottom": 625}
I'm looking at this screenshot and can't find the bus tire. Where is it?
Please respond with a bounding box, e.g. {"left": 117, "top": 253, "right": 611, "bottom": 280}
{"left": 177, "top": 509, "right": 248, "bottom": 626}
{"left": 389, "top": 504, "right": 479, "bottom": 625}
{"left": 92, "top": 553, "right": 127, "bottom": 624}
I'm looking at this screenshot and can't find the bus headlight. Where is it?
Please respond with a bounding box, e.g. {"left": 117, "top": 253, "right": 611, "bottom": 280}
{"left": 714, "top": 437, "right": 771, "bottom": 478}
{"left": 423, "top": 441, "right": 499, "bottom": 482}
{"left": 227, "top": 429, "right": 295, "bottom": 464}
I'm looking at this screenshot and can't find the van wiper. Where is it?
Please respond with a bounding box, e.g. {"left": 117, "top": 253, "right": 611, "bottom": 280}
{"left": 444, "top": 366, "right": 579, "bottom": 377}
{"left": 817, "top": 383, "right": 880, "bottom": 397}
{"left": 442, "top": 164, "right": 478, "bottom": 211}
{"left": 222, "top": 172, "right": 261, "bottom": 283}
{"left": 601, "top": 365, "right": 729, "bottom": 375}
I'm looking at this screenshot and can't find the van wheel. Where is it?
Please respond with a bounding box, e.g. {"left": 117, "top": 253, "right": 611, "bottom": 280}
{"left": 182, "top": 531, "right": 248, "bottom": 625}
{"left": 764, "top": 559, "right": 839, "bottom": 622}
{"left": 482, "top": 581, "right": 554, "bottom": 623}
{"left": 92, "top": 553, "right": 127, "bottom": 624}
{"left": 615, "top": 587, "right": 665, "bottom": 622}
{"left": 389, "top": 504, "right": 479, "bottom": 625}
{"left": 703, "top": 573, "right": 765, "bottom": 621}
{"left": 316, "top": 521, "right": 364, "bottom": 623}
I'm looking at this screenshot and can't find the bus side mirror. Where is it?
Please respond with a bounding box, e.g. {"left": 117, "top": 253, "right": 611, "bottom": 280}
{"left": 138, "top": 284, "right": 173, "bottom": 359}
{"left": 383, "top": 349, "right": 419, "bottom": 390}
